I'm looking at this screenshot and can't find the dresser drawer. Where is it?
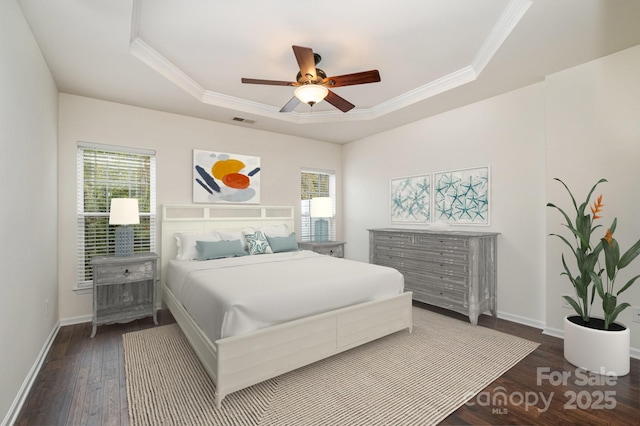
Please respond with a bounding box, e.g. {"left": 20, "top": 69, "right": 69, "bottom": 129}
{"left": 371, "top": 232, "right": 413, "bottom": 245}
{"left": 403, "top": 268, "right": 467, "bottom": 289}
{"left": 415, "top": 234, "right": 469, "bottom": 250}
{"left": 410, "top": 285, "right": 467, "bottom": 309}
{"left": 94, "top": 261, "right": 154, "bottom": 285}
{"left": 373, "top": 245, "right": 468, "bottom": 270}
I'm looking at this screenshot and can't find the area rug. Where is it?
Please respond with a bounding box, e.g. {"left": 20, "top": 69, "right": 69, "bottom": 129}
{"left": 123, "top": 307, "right": 539, "bottom": 425}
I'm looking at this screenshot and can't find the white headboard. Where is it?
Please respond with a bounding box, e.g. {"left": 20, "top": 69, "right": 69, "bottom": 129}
{"left": 160, "top": 204, "right": 295, "bottom": 282}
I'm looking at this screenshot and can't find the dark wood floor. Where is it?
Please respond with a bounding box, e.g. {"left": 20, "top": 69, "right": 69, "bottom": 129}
{"left": 14, "top": 304, "right": 639, "bottom": 426}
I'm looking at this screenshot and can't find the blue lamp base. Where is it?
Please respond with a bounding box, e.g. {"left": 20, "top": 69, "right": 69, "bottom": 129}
{"left": 115, "top": 226, "right": 134, "bottom": 257}
{"left": 314, "top": 219, "right": 328, "bottom": 242}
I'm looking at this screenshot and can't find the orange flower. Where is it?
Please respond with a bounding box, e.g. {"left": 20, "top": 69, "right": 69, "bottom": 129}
{"left": 604, "top": 228, "right": 614, "bottom": 246}
{"left": 591, "top": 194, "right": 604, "bottom": 219}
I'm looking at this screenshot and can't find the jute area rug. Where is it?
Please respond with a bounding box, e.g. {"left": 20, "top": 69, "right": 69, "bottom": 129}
{"left": 123, "top": 307, "right": 539, "bottom": 426}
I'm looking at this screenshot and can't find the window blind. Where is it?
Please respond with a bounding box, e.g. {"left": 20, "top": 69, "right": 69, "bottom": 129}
{"left": 76, "top": 144, "right": 156, "bottom": 288}
{"left": 300, "top": 169, "right": 336, "bottom": 242}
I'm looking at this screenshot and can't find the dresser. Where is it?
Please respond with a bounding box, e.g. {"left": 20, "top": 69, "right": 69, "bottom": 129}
{"left": 298, "top": 241, "right": 345, "bottom": 258}
{"left": 90, "top": 252, "right": 158, "bottom": 337}
{"left": 369, "top": 229, "right": 498, "bottom": 325}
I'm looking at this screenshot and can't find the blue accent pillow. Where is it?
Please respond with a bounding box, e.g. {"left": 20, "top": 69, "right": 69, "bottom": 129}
{"left": 245, "top": 231, "right": 272, "bottom": 255}
{"left": 266, "top": 232, "right": 299, "bottom": 253}
{"left": 196, "top": 239, "right": 247, "bottom": 260}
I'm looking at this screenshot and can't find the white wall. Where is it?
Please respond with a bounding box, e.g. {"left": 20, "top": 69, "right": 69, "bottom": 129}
{"left": 343, "top": 84, "right": 547, "bottom": 327}
{"left": 0, "top": 0, "right": 59, "bottom": 423}
{"left": 58, "top": 94, "right": 343, "bottom": 320}
{"left": 545, "top": 45, "right": 640, "bottom": 350}
{"left": 343, "top": 44, "right": 640, "bottom": 348}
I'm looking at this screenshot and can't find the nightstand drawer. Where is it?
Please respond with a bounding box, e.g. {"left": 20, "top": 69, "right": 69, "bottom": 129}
{"left": 312, "top": 244, "right": 344, "bottom": 257}
{"left": 298, "top": 241, "right": 345, "bottom": 258}
{"left": 94, "top": 261, "right": 154, "bottom": 285}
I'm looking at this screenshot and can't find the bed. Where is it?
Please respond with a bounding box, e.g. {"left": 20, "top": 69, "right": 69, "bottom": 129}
{"left": 160, "top": 204, "right": 413, "bottom": 408}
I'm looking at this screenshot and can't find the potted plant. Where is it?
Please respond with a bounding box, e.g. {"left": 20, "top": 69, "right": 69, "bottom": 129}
{"left": 548, "top": 178, "right": 640, "bottom": 376}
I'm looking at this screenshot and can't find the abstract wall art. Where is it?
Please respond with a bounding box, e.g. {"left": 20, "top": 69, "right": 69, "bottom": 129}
{"left": 433, "top": 166, "right": 490, "bottom": 225}
{"left": 193, "top": 150, "right": 261, "bottom": 203}
{"left": 390, "top": 174, "right": 431, "bottom": 223}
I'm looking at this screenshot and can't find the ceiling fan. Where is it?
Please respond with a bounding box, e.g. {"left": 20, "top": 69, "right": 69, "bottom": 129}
{"left": 241, "top": 45, "right": 381, "bottom": 113}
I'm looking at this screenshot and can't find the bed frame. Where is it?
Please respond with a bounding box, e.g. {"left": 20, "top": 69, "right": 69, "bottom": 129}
{"left": 160, "top": 204, "right": 413, "bottom": 408}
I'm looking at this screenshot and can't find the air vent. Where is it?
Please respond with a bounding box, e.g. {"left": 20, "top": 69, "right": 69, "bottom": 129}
{"left": 232, "top": 117, "right": 255, "bottom": 124}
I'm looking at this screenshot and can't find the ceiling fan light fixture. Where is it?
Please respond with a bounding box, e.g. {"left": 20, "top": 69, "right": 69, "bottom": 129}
{"left": 294, "top": 84, "right": 328, "bottom": 106}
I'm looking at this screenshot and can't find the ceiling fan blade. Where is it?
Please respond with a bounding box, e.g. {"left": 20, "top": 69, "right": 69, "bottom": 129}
{"left": 325, "top": 70, "right": 381, "bottom": 88}
{"left": 279, "top": 96, "right": 301, "bottom": 113}
{"left": 292, "top": 45, "right": 317, "bottom": 81}
{"left": 324, "top": 90, "right": 355, "bottom": 112}
{"left": 241, "top": 78, "right": 296, "bottom": 86}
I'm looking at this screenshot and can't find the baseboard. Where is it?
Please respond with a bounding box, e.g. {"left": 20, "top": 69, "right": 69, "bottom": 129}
{"left": 59, "top": 314, "right": 92, "bottom": 326}
{"left": 542, "top": 325, "right": 563, "bottom": 339}
{"left": 2, "top": 322, "right": 60, "bottom": 426}
{"left": 496, "top": 310, "right": 545, "bottom": 330}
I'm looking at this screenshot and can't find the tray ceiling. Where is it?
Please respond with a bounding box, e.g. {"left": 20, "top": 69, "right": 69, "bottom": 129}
{"left": 17, "top": 0, "right": 640, "bottom": 143}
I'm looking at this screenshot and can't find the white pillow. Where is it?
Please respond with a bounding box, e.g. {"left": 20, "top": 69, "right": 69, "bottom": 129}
{"left": 175, "top": 232, "right": 221, "bottom": 260}
{"left": 259, "top": 224, "right": 289, "bottom": 238}
{"left": 217, "top": 227, "right": 255, "bottom": 250}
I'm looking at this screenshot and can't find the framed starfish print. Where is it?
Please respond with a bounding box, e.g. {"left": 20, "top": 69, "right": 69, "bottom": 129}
{"left": 433, "top": 166, "right": 490, "bottom": 225}
{"left": 390, "top": 174, "right": 431, "bottom": 223}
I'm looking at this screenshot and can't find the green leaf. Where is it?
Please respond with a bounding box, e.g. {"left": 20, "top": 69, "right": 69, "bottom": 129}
{"left": 549, "top": 233, "right": 577, "bottom": 258}
{"left": 602, "top": 292, "right": 617, "bottom": 315}
{"left": 618, "top": 238, "right": 640, "bottom": 269}
{"left": 601, "top": 237, "right": 620, "bottom": 281}
{"left": 547, "top": 202, "right": 574, "bottom": 229}
{"left": 563, "top": 296, "right": 584, "bottom": 318}
{"left": 606, "top": 303, "right": 630, "bottom": 330}
{"left": 590, "top": 271, "right": 605, "bottom": 299}
{"left": 617, "top": 275, "right": 640, "bottom": 295}
{"left": 552, "top": 178, "right": 580, "bottom": 213}
{"left": 582, "top": 178, "right": 608, "bottom": 209}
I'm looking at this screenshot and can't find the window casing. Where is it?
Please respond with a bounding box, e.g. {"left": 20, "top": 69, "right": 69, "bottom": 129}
{"left": 300, "top": 169, "right": 336, "bottom": 241}
{"left": 77, "top": 143, "right": 156, "bottom": 289}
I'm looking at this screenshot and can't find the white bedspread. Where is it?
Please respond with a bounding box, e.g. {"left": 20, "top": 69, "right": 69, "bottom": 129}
{"left": 166, "top": 250, "right": 404, "bottom": 342}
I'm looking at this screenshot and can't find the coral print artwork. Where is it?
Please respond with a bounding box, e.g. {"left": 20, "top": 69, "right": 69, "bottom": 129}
{"left": 193, "top": 150, "right": 261, "bottom": 203}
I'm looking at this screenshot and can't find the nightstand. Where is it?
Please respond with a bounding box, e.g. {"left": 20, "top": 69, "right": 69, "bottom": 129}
{"left": 298, "top": 241, "right": 345, "bottom": 258}
{"left": 90, "top": 252, "right": 158, "bottom": 338}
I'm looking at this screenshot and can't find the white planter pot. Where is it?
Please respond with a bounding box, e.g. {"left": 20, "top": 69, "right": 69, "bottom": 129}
{"left": 564, "top": 315, "right": 630, "bottom": 376}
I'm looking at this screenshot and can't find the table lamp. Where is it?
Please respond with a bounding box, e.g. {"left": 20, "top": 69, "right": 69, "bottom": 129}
{"left": 310, "top": 197, "right": 332, "bottom": 242}
{"left": 109, "top": 198, "right": 139, "bottom": 257}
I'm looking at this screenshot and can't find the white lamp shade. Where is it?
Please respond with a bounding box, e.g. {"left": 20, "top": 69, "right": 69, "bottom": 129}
{"left": 310, "top": 197, "right": 333, "bottom": 218}
{"left": 109, "top": 198, "right": 140, "bottom": 225}
{"left": 294, "top": 85, "right": 329, "bottom": 106}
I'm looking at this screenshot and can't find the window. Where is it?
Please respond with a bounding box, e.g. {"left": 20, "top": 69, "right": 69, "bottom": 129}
{"left": 300, "top": 169, "right": 336, "bottom": 241}
{"left": 77, "top": 143, "right": 156, "bottom": 289}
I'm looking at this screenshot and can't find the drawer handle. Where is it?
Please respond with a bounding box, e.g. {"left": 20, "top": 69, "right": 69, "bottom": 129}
{"left": 123, "top": 269, "right": 130, "bottom": 277}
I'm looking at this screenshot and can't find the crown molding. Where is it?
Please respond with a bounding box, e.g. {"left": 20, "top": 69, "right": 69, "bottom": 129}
{"left": 129, "top": 37, "right": 204, "bottom": 101}
{"left": 129, "top": 0, "right": 531, "bottom": 123}
{"left": 472, "top": 0, "right": 532, "bottom": 73}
